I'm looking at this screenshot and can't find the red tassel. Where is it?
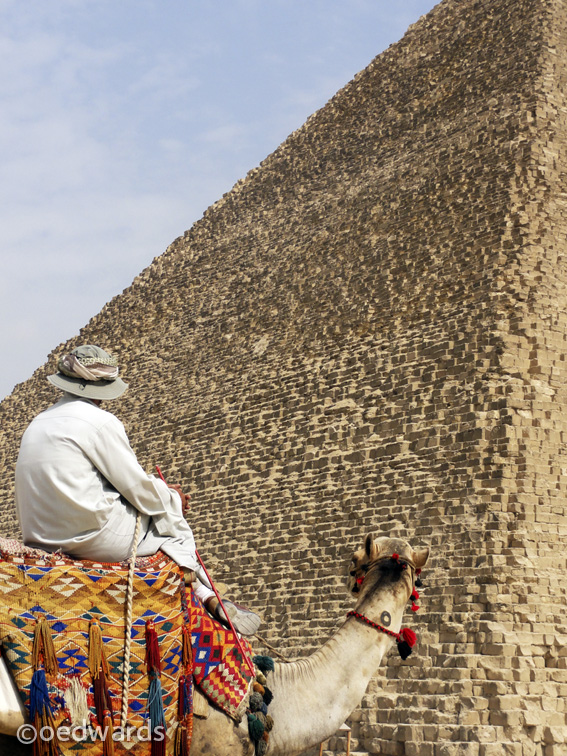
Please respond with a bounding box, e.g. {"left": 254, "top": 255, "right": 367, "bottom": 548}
{"left": 397, "top": 626, "right": 418, "bottom": 660}
{"left": 391, "top": 553, "right": 399, "bottom": 562}
{"left": 410, "top": 588, "right": 420, "bottom": 611}
{"left": 178, "top": 676, "right": 186, "bottom": 719}
{"left": 93, "top": 673, "right": 112, "bottom": 726}
{"left": 151, "top": 730, "right": 167, "bottom": 756}
{"left": 145, "top": 620, "right": 161, "bottom": 674}
{"left": 399, "top": 627, "right": 417, "bottom": 647}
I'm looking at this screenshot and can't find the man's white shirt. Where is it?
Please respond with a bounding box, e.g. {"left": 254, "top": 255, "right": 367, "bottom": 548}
{"left": 15, "top": 394, "right": 198, "bottom": 569}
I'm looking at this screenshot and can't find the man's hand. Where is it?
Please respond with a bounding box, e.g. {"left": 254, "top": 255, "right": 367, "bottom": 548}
{"left": 182, "top": 565, "right": 212, "bottom": 590}
{"left": 168, "top": 484, "right": 191, "bottom": 513}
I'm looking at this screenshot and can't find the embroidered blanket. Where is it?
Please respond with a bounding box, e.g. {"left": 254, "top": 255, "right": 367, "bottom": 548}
{"left": 190, "top": 589, "right": 253, "bottom": 718}
{"left": 0, "top": 538, "right": 255, "bottom": 755}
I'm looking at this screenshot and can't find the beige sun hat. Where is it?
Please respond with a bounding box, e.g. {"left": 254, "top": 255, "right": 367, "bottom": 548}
{"left": 47, "top": 345, "right": 128, "bottom": 401}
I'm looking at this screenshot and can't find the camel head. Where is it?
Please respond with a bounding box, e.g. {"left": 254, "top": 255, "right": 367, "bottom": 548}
{"left": 346, "top": 534, "right": 429, "bottom": 658}
{"left": 347, "top": 534, "right": 429, "bottom": 598}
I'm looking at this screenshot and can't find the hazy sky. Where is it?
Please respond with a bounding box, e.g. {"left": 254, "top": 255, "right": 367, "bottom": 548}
{"left": 1, "top": 0, "right": 440, "bottom": 400}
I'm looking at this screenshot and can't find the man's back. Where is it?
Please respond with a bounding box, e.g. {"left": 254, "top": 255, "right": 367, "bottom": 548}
{"left": 15, "top": 394, "right": 125, "bottom": 553}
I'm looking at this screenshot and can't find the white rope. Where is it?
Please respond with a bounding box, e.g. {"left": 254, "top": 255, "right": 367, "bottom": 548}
{"left": 120, "top": 511, "right": 142, "bottom": 730}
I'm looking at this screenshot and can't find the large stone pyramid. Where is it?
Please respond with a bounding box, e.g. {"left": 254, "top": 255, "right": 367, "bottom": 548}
{"left": 2, "top": 0, "right": 567, "bottom": 752}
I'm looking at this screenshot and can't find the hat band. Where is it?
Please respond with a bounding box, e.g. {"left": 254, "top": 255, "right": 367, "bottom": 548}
{"left": 58, "top": 354, "right": 119, "bottom": 383}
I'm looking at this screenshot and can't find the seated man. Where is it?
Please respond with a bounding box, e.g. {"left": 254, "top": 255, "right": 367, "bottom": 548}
{"left": 15, "top": 344, "right": 259, "bottom": 635}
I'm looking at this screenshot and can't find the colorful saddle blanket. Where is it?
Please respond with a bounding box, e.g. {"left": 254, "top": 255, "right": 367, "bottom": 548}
{"left": 189, "top": 590, "right": 253, "bottom": 715}
{"left": 0, "top": 538, "right": 255, "bottom": 755}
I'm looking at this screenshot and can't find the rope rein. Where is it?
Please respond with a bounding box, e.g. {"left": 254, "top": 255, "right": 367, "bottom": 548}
{"left": 120, "top": 511, "right": 142, "bottom": 730}
{"left": 254, "top": 632, "right": 292, "bottom": 663}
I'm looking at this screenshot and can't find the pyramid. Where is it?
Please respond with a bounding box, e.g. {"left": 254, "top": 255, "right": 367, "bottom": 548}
{"left": 2, "top": 0, "right": 567, "bottom": 752}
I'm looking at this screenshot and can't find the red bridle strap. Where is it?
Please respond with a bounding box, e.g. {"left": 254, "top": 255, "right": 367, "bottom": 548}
{"left": 347, "top": 611, "right": 417, "bottom": 660}
{"left": 346, "top": 610, "right": 400, "bottom": 641}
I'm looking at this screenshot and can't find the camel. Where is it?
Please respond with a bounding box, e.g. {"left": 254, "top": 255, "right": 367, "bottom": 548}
{"left": 0, "top": 533, "right": 429, "bottom": 756}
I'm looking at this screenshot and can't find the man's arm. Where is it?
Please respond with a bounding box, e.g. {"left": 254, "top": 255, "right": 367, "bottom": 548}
{"left": 88, "top": 416, "right": 197, "bottom": 557}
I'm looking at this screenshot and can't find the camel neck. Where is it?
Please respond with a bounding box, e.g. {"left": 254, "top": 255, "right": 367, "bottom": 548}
{"left": 267, "top": 614, "right": 394, "bottom": 756}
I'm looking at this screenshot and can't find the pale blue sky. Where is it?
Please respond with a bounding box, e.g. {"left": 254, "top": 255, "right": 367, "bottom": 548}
{"left": 1, "top": 0, "right": 440, "bottom": 400}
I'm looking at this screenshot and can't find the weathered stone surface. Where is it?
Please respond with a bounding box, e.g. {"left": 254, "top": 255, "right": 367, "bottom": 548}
{"left": 2, "top": 0, "right": 567, "bottom": 753}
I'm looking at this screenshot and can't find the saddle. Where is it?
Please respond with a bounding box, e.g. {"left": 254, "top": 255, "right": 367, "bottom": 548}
{"left": 0, "top": 538, "right": 255, "bottom": 755}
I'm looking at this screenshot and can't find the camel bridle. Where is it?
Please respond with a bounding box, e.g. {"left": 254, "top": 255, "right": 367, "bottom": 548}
{"left": 346, "top": 553, "right": 423, "bottom": 660}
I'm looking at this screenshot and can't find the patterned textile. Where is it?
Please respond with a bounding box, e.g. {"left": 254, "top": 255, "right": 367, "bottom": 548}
{"left": 190, "top": 590, "right": 254, "bottom": 720}
{"left": 0, "top": 538, "right": 254, "bottom": 754}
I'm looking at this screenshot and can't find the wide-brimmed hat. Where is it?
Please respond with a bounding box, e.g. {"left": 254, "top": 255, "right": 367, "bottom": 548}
{"left": 47, "top": 345, "right": 128, "bottom": 401}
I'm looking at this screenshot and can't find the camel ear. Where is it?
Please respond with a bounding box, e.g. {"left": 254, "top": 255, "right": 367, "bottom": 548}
{"left": 412, "top": 547, "right": 429, "bottom": 570}
{"left": 364, "top": 533, "right": 374, "bottom": 558}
